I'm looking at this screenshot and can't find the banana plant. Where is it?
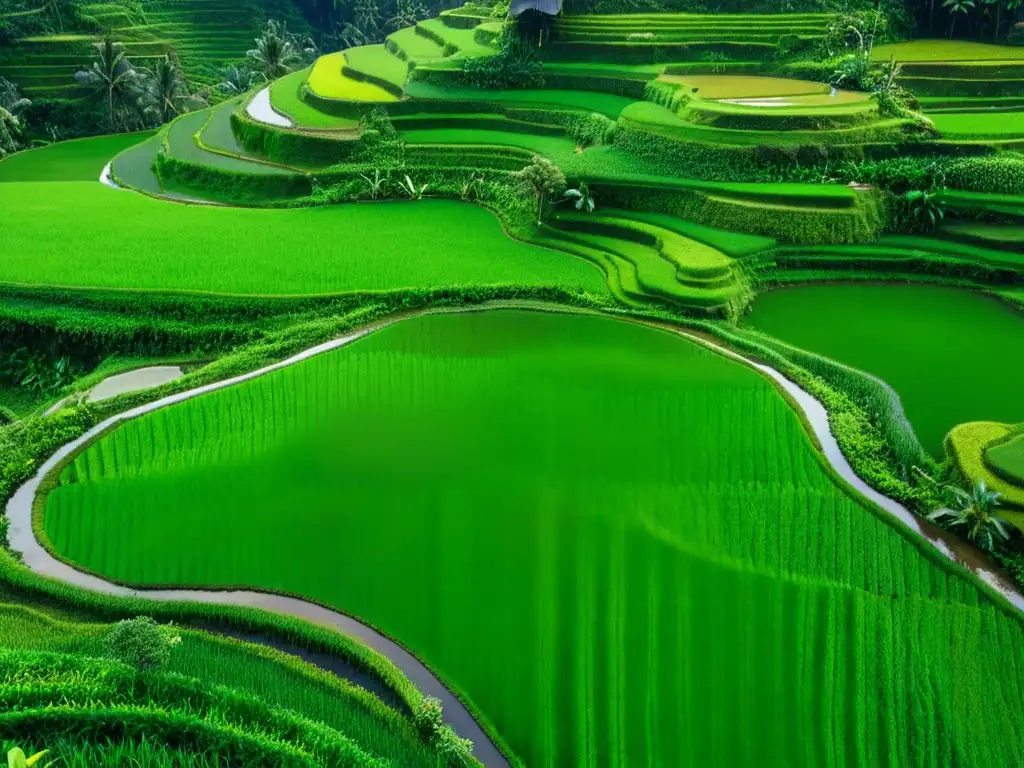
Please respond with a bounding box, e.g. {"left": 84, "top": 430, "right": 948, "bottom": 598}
{"left": 7, "top": 748, "right": 54, "bottom": 768}
{"left": 563, "top": 182, "right": 596, "bottom": 213}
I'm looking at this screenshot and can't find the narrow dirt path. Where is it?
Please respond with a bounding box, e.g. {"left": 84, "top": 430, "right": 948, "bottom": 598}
{"left": 7, "top": 306, "right": 1024, "bottom": 768}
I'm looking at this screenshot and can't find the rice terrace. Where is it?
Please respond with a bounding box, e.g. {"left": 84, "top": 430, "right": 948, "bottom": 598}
{"left": 1, "top": 0, "right": 1024, "bottom": 765}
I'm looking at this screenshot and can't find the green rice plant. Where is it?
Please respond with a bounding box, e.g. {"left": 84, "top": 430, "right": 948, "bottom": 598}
{"left": 0, "top": 183, "right": 609, "bottom": 296}
{"left": 39, "top": 309, "right": 1024, "bottom": 768}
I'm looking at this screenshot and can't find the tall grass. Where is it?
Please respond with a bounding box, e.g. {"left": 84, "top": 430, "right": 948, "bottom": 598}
{"left": 43, "top": 310, "right": 1024, "bottom": 767}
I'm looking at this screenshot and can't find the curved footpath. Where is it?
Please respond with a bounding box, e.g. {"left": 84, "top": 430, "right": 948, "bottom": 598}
{"left": 7, "top": 308, "right": 1024, "bottom": 768}
{"left": 247, "top": 87, "right": 294, "bottom": 128}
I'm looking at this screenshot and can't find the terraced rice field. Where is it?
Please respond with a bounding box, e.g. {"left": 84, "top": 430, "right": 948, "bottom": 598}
{"left": 0, "top": 183, "right": 609, "bottom": 295}
{"left": 0, "top": 604, "right": 435, "bottom": 766}
{"left": 871, "top": 39, "right": 1024, "bottom": 61}
{"left": 930, "top": 110, "right": 1024, "bottom": 138}
{"left": 745, "top": 284, "right": 1024, "bottom": 456}
{"left": 308, "top": 51, "right": 398, "bottom": 102}
{"left": 269, "top": 67, "right": 360, "bottom": 129}
{"left": 404, "top": 82, "right": 638, "bottom": 118}
{"left": 42, "top": 309, "right": 1024, "bottom": 768}
{"left": 988, "top": 433, "right": 1024, "bottom": 485}
{"left": 658, "top": 75, "right": 830, "bottom": 99}
{"left": 0, "top": 131, "right": 154, "bottom": 181}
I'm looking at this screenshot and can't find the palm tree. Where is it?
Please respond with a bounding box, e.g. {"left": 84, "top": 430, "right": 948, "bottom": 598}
{"left": 915, "top": 468, "right": 1011, "bottom": 551}
{"left": 943, "top": 0, "right": 976, "bottom": 37}
{"left": 929, "top": 482, "right": 1011, "bottom": 551}
{"left": 217, "top": 65, "right": 265, "bottom": 95}
{"left": 139, "top": 53, "right": 192, "bottom": 124}
{"left": 247, "top": 21, "right": 302, "bottom": 80}
{"left": 75, "top": 37, "right": 140, "bottom": 131}
{"left": 0, "top": 78, "right": 30, "bottom": 158}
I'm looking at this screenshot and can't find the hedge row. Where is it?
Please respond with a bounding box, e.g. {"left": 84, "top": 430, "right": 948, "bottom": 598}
{"left": 592, "top": 180, "right": 883, "bottom": 244}
{"left": 155, "top": 152, "right": 312, "bottom": 203}
{"left": 230, "top": 109, "right": 367, "bottom": 167}
{"left": 761, "top": 247, "right": 1024, "bottom": 285}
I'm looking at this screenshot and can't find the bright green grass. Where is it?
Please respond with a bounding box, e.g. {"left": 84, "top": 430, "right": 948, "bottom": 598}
{"left": 43, "top": 309, "right": 1024, "bottom": 768}
{"left": 0, "top": 131, "right": 154, "bottom": 182}
{"left": 405, "top": 81, "right": 637, "bottom": 118}
{"left": 0, "top": 183, "right": 609, "bottom": 296}
{"left": 613, "top": 209, "right": 776, "bottom": 256}
{"left": 0, "top": 604, "right": 440, "bottom": 766}
{"left": 987, "top": 431, "right": 1024, "bottom": 485}
{"left": 746, "top": 283, "right": 1024, "bottom": 457}
{"left": 872, "top": 39, "right": 1024, "bottom": 61}
{"left": 308, "top": 51, "right": 398, "bottom": 102}
{"left": 878, "top": 234, "right": 1024, "bottom": 268}
{"left": 268, "top": 68, "right": 360, "bottom": 130}
{"left": 941, "top": 221, "right": 1024, "bottom": 246}
{"left": 930, "top": 110, "right": 1024, "bottom": 137}
{"left": 344, "top": 43, "right": 409, "bottom": 89}
{"left": 400, "top": 127, "right": 576, "bottom": 155}
{"left": 386, "top": 26, "right": 444, "bottom": 64}
{"left": 416, "top": 18, "right": 494, "bottom": 57}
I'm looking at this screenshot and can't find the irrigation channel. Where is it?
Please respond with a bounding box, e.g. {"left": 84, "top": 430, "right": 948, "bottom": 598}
{"left": 247, "top": 86, "right": 295, "bottom": 128}
{"left": 8, "top": 305, "right": 1024, "bottom": 768}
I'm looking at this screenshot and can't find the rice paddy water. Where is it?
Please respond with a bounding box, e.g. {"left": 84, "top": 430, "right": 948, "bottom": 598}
{"left": 43, "top": 310, "right": 1024, "bottom": 768}
{"left": 746, "top": 284, "right": 1024, "bottom": 457}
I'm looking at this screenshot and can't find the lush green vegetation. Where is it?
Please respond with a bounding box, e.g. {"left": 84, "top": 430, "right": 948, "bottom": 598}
{"left": 745, "top": 284, "right": 1024, "bottom": 457}
{"left": 947, "top": 422, "right": 1024, "bottom": 518}
{"left": 0, "top": 183, "right": 609, "bottom": 295}
{"left": 0, "top": 603, "right": 448, "bottom": 766}
{"left": 42, "top": 309, "right": 1024, "bottom": 768}
{"left": 3, "top": 0, "right": 1024, "bottom": 763}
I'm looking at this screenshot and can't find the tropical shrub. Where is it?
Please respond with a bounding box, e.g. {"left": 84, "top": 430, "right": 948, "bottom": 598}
{"left": 460, "top": 23, "right": 544, "bottom": 89}
{"left": 511, "top": 155, "right": 566, "bottom": 224}
{"left": 562, "top": 111, "right": 615, "bottom": 150}
{"left": 0, "top": 78, "right": 29, "bottom": 158}
{"left": 894, "top": 189, "right": 946, "bottom": 233}
{"left": 105, "top": 616, "right": 182, "bottom": 673}
{"left": 920, "top": 475, "right": 1012, "bottom": 552}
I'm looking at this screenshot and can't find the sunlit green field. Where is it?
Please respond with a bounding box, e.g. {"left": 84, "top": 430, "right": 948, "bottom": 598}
{"left": 44, "top": 310, "right": 1024, "bottom": 768}
{"left": 746, "top": 284, "right": 1024, "bottom": 456}
{"left": 0, "top": 132, "right": 154, "bottom": 182}
{"left": 0, "top": 183, "right": 608, "bottom": 296}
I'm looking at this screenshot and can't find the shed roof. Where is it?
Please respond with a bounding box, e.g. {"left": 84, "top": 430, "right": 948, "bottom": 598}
{"left": 509, "top": 0, "right": 562, "bottom": 16}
